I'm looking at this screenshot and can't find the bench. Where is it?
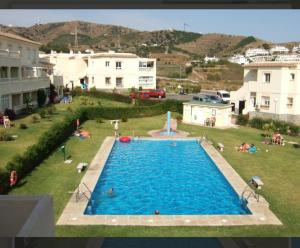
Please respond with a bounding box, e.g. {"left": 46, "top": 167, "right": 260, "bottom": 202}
{"left": 217, "top": 143, "right": 224, "bottom": 152}
{"left": 77, "top": 162, "right": 88, "bottom": 173}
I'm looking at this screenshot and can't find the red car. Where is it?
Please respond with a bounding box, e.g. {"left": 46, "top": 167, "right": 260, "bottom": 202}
{"left": 147, "top": 89, "right": 166, "bottom": 98}
{"left": 130, "top": 91, "right": 150, "bottom": 100}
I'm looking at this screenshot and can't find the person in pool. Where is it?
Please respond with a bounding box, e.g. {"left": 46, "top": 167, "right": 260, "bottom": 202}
{"left": 170, "top": 142, "right": 177, "bottom": 147}
{"left": 108, "top": 188, "right": 114, "bottom": 196}
{"left": 154, "top": 210, "right": 160, "bottom": 215}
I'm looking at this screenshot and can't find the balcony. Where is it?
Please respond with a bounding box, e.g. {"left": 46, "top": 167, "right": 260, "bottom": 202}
{"left": 0, "top": 49, "right": 21, "bottom": 59}
{"left": 0, "top": 76, "right": 50, "bottom": 95}
{"left": 139, "top": 67, "right": 154, "bottom": 72}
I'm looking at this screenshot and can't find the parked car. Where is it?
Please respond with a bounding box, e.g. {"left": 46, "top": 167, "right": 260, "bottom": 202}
{"left": 147, "top": 89, "right": 166, "bottom": 98}
{"left": 205, "top": 94, "right": 223, "bottom": 104}
{"left": 217, "top": 90, "right": 230, "bottom": 103}
{"left": 130, "top": 91, "right": 150, "bottom": 100}
{"left": 192, "top": 94, "right": 210, "bottom": 102}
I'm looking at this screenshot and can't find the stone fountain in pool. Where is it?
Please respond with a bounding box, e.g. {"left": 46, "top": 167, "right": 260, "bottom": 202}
{"left": 148, "top": 111, "right": 189, "bottom": 137}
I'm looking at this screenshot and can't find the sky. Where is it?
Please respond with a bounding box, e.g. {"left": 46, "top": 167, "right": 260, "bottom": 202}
{"left": 0, "top": 10, "right": 299, "bottom": 43}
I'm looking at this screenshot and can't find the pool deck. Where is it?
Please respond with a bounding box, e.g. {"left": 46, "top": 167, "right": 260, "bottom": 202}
{"left": 57, "top": 136, "right": 282, "bottom": 226}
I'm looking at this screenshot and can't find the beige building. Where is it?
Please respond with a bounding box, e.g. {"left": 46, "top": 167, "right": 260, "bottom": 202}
{"left": 231, "top": 62, "right": 300, "bottom": 124}
{"left": 0, "top": 32, "right": 50, "bottom": 114}
{"left": 40, "top": 50, "right": 156, "bottom": 90}
{"left": 183, "top": 102, "right": 233, "bottom": 128}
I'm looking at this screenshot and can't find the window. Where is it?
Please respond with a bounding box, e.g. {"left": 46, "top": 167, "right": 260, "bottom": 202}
{"left": 31, "top": 91, "right": 37, "bottom": 102}
{"left": 1, "top": 95, "right": 10, "bottom": 110}
{"left": 290, "top": 73, "right": 295, "bottom": 81}
{"left": 250, "top": 92, "right": 257, "bottom": 107}
{"left": 116, "top": 77, "right": 123, "bottom": 87}
{"left": 0, "top": 67, "right": 8, "bottom": 79}
{"left": 263, "top": 73, "right": 271, "bottom": 83}
{"left": 23, "top": 92, "right": 30, "bottom": 104}
{"left": 261, "top": 96, "right": 270, "bottom": 108}
{"left": 105, "top": 77, "right": 111, "bottom": 85}
{"left": 116, "top": 61, "right": 122, "bottom": 69}
{"left": 10, "top": 67, "right": 19, "bottom": 78}
{"left": 287, "top": 97, "right": 293, "bottom": 107}
{"left": 105, "top": 61, "right": 110, "bottom": 67}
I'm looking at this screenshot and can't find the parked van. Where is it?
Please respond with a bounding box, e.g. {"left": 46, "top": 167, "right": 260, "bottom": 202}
{"left": 217, "top": 90, "right": 230, "bottom": 103}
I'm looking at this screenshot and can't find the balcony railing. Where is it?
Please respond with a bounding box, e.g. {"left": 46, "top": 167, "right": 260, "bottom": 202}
{"left": 0, "top": 49, "right": 21, "bottom": 59}
{"left": 139, "top": 67, "right": 154, "bottom": 72}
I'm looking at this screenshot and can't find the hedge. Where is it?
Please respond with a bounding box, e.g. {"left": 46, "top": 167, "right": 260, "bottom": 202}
{"left": 72, "top": 87, "right": 162, "bottom": 107}
{"left": 0, "top": 100, "right": 182, "bottom": 194}
{"left": 236, "top": 114, "right": 300, "bottom": 136}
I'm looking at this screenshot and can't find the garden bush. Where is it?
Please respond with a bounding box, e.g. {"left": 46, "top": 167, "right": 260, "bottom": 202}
{"left": 39, "top": 109, "right": 47, "bottom": 119}
{"left": 19, "top": 123, "right": 28, "bottom": 129}
{"left": 30, "top": 114, "right": 40, "bottom": 123}
{"left": 37, "top": 89, "right": 47, "bottom": 107}
{"left": 236, "top": 114, "right": 249, "bottom": 126}
{"left": 121, "top": 117, "right": 128, "bottom": 122}
{"left": 4, "top": 109, "right": 16, "bottom": 120}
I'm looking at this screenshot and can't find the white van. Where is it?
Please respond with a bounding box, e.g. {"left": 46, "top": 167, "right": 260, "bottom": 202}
{"left": 217, "top": 90, "right": 230, "bottom": 103}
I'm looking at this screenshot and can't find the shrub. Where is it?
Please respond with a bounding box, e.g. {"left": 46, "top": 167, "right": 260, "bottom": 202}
{"left": 46, "top": 105, "right": 56, "bottom": 115}
{"left": 236, "top": 114, "right": 249, "bottom": 126}
{"left": 176, "top": 115, "right": 183, "bottom": 122}
{"left": 97, "top": 101, "right": 102, "bottom": 107}
{"left": 95, "top": 118, "right": 104, "bottom": 124}
{"left": 19, "top": 123, "right": 28, "bottom": 129}
{"left": 121, "top": 117, "right": 128, "bottom": 122}
{"left": 0, "top": 129, "right": 13, "bottom": 141}
{"left": 31, "top": 114, "right": 40, "bottom": 123}
{"left": 4, "top": 109, "right": 16, "bottom": 120}
{"left": 39, "top": 109, "right": 47, "bottom": 119}
{"left": 37, "top": 89, "right": 47, "bottom": 107}
{"left": 67, "top": 106, "right": 73, "bottom": 112}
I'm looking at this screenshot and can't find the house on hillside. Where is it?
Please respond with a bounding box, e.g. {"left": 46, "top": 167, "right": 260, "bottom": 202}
{"left": 204, "top": 56, "right": 219, "bottom": 63}
{"left": 0, "top": 31, "right": 50, "bottom": 114}
{"left": 40, "top": 50, "right": 156, "bottom": 90}
{"left": 228, "top": 54, "right": 248, "bottom": 65}
{"left": 230, "top": 62, "right": 300, "bottom": 125}
{"left": 245, "top": 48, "right": 269, "bottom": 58}
{"left": 270, "top": 46, "right": 289, "bottom": 54}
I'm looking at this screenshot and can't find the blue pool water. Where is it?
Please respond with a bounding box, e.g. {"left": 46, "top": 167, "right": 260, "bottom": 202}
{"left": 85, "top": 139, "right": 250, "bottom": 215}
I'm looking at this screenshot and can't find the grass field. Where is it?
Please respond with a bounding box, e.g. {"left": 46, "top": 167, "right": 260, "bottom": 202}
{"left": 8, "top": 110, "right": 300, "bottom": 237}
{"left": 0, "top": 97, "right": 129, "bottom": 168}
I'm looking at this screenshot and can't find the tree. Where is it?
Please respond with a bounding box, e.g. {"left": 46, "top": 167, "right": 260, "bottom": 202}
{"left": 262, "top": 43, "right": 271, "bottom": 50}
{"left": 37, "top": 89, "right": 47, "bottom": 107}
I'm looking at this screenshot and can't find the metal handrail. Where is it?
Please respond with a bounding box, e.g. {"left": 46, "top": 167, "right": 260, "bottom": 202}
{"left": 75, "top": 183, "right": 92, "bottom": 202}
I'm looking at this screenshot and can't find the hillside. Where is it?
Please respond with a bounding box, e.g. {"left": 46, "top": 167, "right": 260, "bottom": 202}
{"left": 0, "top": 21, "right": 281, "bottom": 58}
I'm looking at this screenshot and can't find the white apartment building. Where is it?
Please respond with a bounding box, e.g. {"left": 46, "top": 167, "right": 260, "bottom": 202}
{"left": 245, "top": 48, "right": 269, "bottom": 58}
{"left": 270, "top": 46, "right": 289, "bottom": 54}
{"left": 0, "top": 32, "right": 50, "bottom": 114}
{"left": 292, "top": 45, "right": 300, "bottom": 53}
{"left": 275, "top": 54, "right": 300, "bottom": 62}
{"left": 230, "top": 62, "right": 300, "bottom": 124}
{"left": 228, "top": 54, "right": 248, "bottom": 65}
{"left": 40, "top": 50, "right": 156, "bottom": 90}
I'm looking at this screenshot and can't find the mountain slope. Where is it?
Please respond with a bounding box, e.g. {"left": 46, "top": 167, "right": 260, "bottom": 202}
{"left": 0, "top": 21, "right": 297, "bottom": 57}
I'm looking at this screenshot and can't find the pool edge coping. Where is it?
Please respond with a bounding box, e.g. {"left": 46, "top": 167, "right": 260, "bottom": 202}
{"left": 57, "top": 136, "right": 282, "bottom": 227}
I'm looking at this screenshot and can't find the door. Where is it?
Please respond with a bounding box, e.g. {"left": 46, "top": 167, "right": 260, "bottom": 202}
{"left": 239, "top": 101, "right": 245, "bottom": 115}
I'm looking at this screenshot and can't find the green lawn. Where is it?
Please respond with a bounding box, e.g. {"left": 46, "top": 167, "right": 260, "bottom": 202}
{"left": 8, "top": 111, "right": 300, "bottom": 237}
{"left": 0, "top": 97, "right": 129, "bottom": 168}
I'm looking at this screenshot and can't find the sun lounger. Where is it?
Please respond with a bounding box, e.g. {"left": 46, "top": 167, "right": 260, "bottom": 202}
{"left": 217, "top": 143, "right": 224, "bottom": 152}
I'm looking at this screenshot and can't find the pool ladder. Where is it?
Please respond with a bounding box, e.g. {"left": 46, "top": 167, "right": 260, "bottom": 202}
{"left": 75, "top": 182, "right": 92, "bottom": 202}
{"left": 241, "top": 185, "right": 260, "bottom": 205}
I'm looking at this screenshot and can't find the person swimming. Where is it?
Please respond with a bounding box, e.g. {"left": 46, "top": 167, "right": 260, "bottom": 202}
{"left": 108, "top": 188, "right": 114, "bottom": 196}
{"left": 154, "top": 210, "right": 160, "bottom": 215}
{"left": 170, "top": 142, "right": 177, "bottom": 147}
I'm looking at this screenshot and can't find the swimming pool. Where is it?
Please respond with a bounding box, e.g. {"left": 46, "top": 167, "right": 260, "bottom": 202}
{"left": 84, "top": 139, "right": 249, "bottom": 215}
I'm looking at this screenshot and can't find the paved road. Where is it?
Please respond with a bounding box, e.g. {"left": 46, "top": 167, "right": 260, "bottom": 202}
{"left": 165, "top": 90, "right": 218, "bottom": 101}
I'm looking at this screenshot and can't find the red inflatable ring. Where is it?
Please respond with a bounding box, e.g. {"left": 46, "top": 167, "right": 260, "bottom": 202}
{"left": 119, "top": 136, "right": 131, "bottom": 143}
